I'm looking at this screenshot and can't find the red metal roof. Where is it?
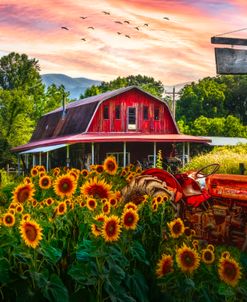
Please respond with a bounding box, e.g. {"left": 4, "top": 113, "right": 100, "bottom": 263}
{"left": 12, "top": 133, "right": 211, "bottom": 152}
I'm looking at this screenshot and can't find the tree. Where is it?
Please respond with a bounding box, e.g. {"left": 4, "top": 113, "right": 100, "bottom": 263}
{"left": 81, "top": 75, "right": 164, "bottom": 98}
{"left": 0, "top": 52, "right": 42, "bottom": 90}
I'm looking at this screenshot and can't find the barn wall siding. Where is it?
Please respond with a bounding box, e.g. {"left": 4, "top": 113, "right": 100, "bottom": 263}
{"left": 88, "top": 89, "right": 177, "bottom": 134}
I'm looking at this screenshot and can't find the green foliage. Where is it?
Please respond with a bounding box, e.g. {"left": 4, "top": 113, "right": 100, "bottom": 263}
{"left": 156, "top": 150, "right": 163, "bottom": 169}
{"left": 82, "top": 75, "right": 164, "bottom": 98}
{"left": 183, "top": 144, "right": 247, "bottom": 174}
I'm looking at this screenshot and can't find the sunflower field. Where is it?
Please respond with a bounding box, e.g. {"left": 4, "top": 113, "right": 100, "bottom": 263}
{"left": 0, "top": 156, "right": 247, "bottom": 302}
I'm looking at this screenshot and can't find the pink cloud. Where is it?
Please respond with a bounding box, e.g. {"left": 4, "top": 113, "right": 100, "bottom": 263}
{"left": 1, "top": 0, "right": 247, "bottom": 88}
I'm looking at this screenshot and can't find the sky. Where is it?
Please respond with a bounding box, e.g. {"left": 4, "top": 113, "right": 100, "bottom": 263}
{"left": 1, "top": 0, "right": 247, "bottom": 87}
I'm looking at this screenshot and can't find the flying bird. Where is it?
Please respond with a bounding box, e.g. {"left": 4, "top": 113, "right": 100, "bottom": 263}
{"left": 163, "top": 17, "right": 170, "bottom": 20}
{"left": 80, "top": 16, "right": 87, "bottom": 19}
{"left": 88, "top": 26, "right": 95, "bottom": 30}
{"left": 144, "top": 23, "right": 148, "bottom": 26}
{"left": 103, "top": 11, "right": 110, "bottom": 15}
{"left": 61, "top": 26, "right": 69, "bottom": 30}
{"left": 125, "top": 35, "right": 131, "bottom": 38}
{"left": 115, "top": 21, "right": 123, "bottom": 24}
{"left": 134, "top": 27, "right": 139, "bottom": 30}
{"left": 81, "top": 38, "right": 86, "bottom": 41}
{"left": 117, "top": 32, "right": 121, "bottom": 35}
{"left": 124, "top": 20, "right": 130, "bottom": 24}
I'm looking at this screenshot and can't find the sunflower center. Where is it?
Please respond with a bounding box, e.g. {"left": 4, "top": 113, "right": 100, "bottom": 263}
{"left": 17, "top": 188, "right": 30, "bottom": 203}
{"left": 42, "top": 179, "right": 49, "bottom": 186}
{"left": 6, "top": 216, "right": 13, "bottom": 223}
{"left": 25, "top": 224, "right": 38, "bottom": 242}
{"left": 59, "top": 205, "right": 65, "bottom": 212}
{"left": 162, "top": 260, "right": 172, "bottom": 274}
{"left": 173, "top": 222, "right": 182, "bottom": 234}
{"left": 125, "top": 214, "right": 134, "bottom": 225}
{"left": 204, "top": 251, "right": 212, "bottom": 261}
{"left": 106, "top": 221, "right": 116, "bottom": 236}
{"left": 224, "top": 262, "right": 237, "bottom": 280}
{"left": 182, "top": 251, "right": 195, "bottom": 267}
{"left": 88, "top": 184, "right": 108, "bottom": 199}
{"left": 107, "top": 162, "right": 116, "bottom": 171}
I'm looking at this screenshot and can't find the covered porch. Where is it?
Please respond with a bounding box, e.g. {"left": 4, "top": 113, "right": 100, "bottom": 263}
{"left": 14, "top": 133, "right": 211, "bottom": 173}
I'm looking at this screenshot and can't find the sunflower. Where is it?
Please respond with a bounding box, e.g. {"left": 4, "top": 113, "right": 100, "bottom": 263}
{"left": 81, "top": 177, "right": 112, "bottom": 199}
{"left": 20, "top": 220, "right": 43, "bottom": 249}
{"left": 168, "top": 218, "right": 185, "bottom": 238}
{"left": 69, "top": 171, "right": 79, "bottom": 181}
{"left": 218, "top": 256, "right": 241, "bottom": 287}
{"left": 109, "top": 197, "right": 117, "bottom": 207}
{"left": 53, "top": 168, "right": 60, "bottom": 177}
{"left": 86, "top": 198, "right": 97, "bottom": 211}
{"left": 103, "top": 156, "right": 118, "bottom": 175}
{"left": 121, "top": 209, "right": 139, "bottom": 230}
{"left": 121, "top": 169, "right": 127, "bottom": 177}
{"left": 22, "top": 213, "right": 31, "bottom": 221}
{"left": 192, "top": 240, "right": 199, "bottom": 250}
{"left": 54, "top": 174, "right": 77, "bottom": 198}
{"left": 201, "top": 248, "right": 215, "bottom": 265}
{"left": 156, "top": 254, "right": 174, "bottom": 278}
{"left": 95, "top": 165, "right": 104, "bottom": 174}
{"left": 13, "top": 183, "right": 35, "bottom": 204}
{"left": 8, "top": 209, "right": 15, "bottom": 215}
{"left": 32, "top": 199, "right": 38, "bottom": 207}
{"left": 46, "top": 197, "right": 54, "bottom": 206}
{"left": 102, "top": 202, "right": 111, "bottom": 215}
{"left": 39, "top": 175, "right": 52, "bottom": 189}
{"left": 16, "top": 204, "right": 24, "bottom": 214}
{"left": 184, "top": 227, "right": 192, "bottom": 237}
{"left": 155, "top": 195, "right": 163, "bottom": 204}
{"left": 80, "top": 201, "right": 86, "bottom": 207}
{"left": 207, "top": 244, "right": 215, "bottom": 251}
{"left": 91, "top": 224, "right": 102, "bottom": 237}
{"left": 81, "top": 169, "right": 89, "bottom": 177}
{"left": 23, "top": 177, "right": 32, "bottom": 184}
{"left": 56, "top": 202, "right": 67, "bottom": 215}
{"left": 176, "top": 244, "right": 200, "bottom": 273}
{"left": 30, "top": 167, "right": 39, "bottom": 177}
{"left": 9, "top": 202, "right": 17, "bottom": 209}
{"left": 2, "top": 213, "right": 15, "bottom": 227}
{"left": 124, "top": 202, "right": 138, "bottom": 212}
{"left": 102, "top": 215, "right": 121, "bottom": 242}
{"left": 39, "top": 172, "right": 46, "bottom": 178}
{"left": 126, "top": 173, "right": 134, "bottom": 183}
{"left": 94, "top": 214, "right": 106, "bottom": 223}
{"left": 152, "top": 201, "right": 158, "bottom": 212}
{"left": 221, "top": 251, "right": 230, "bottom": 259}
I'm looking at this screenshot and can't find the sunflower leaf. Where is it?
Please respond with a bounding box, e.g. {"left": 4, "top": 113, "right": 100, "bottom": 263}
{"left": 0, "top": 257, "right": 10, "bottom": 283}
{"left": 218, "top": 283, "right": 235, "bottom": 297}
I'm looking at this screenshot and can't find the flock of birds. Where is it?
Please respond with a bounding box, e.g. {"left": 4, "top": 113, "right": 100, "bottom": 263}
{"left": 61, "top": 10, "right": 170, "bottom": 42}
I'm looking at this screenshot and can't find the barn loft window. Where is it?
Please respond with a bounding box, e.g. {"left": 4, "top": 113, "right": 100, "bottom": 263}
{"left": 143, "top": 106, "right": 149, "bottom": 120}
{"left": 115, "top": 105, "right": 121, "bottom": 119}
{"left": 154, "top": 107, "right": 159, "bottom": 120}
{"left": 103, "top": 105, "right": 109, "bottom": 119}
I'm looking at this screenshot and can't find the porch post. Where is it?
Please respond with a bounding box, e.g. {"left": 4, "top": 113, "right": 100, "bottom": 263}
{"left": 32, "top": 154, "right": 36, "bottom": 167}
{"left": 66, "top": 145, "right": 70, "bottom": 168}
{"left": 25, "top": 154, "right": 29, "bottom": 170}
{"left": 46, "top": 152, "right": 49, "bottom": 171}
{"left": 182, "top": 143, "right": 185, "bottom": 167}
{"left": 187, "top": 142, "right": 190, "bottom": 163}
{"left": 91, "top": 142, "right": 95, "bottom": 165}
{"left": 153, "top": 142, "right": 157, "bottom": 167}
{"left": 39, "top": 152, "right": 42, "bottom": 166}
{"left": 123, "top": 142, "right": 126, "bottom": 167}
{"left": 17, "top": 154, "right": 20, "bottom": 176}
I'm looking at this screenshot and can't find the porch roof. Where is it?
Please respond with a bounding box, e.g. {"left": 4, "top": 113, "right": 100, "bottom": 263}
{"left": 12, "top": 133, "right": 211, "bottom": 153}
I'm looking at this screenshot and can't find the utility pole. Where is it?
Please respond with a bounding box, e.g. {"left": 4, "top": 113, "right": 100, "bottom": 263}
{"left": 164, "top": 86, "right": 180, "bottom": 119}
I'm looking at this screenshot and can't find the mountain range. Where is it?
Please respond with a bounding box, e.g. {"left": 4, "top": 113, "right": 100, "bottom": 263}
{"left": 41, "top": 73, "right": 187, "bottom": 99}
{"left": 41, "top": 74, "right": 101, "bottom": 99}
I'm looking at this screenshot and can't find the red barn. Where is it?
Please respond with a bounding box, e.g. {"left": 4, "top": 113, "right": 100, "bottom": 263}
{"left": 13, "top": 86, "right": 210, "bottom": 170}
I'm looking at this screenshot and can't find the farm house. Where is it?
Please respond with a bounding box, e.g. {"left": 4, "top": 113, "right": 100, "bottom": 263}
{"left": 13, "top": 86, "right": 210, "bottom": 170}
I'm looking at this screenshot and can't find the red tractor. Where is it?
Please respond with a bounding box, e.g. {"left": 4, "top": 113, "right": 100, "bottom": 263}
{"left": 142, "top": 165, "right": 247, "bottom": 251}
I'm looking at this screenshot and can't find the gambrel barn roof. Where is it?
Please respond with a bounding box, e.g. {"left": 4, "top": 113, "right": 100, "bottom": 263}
{"left": 13, "top": 86, "right": 211, "bottom": 152}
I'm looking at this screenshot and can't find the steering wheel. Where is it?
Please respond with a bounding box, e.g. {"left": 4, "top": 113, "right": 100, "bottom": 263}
{"left": 194, "top": 163, "right": 220, "bottom": 178}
